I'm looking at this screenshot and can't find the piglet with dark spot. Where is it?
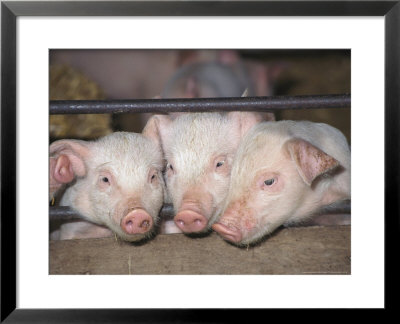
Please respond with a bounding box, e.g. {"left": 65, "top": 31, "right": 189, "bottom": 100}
{"left": 212, "top": 121, "right": 351, "bottom": 246}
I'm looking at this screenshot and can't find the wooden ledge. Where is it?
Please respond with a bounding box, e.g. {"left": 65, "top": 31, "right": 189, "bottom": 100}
{"left": 49, "top": 225, "right": 350, "bottom": 275}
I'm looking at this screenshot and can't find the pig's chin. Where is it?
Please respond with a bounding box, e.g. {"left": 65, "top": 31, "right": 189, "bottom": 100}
{"left": 116, "top": 230, "right": 154, "bottom": 243}
{"left": 111, "top": 224, "right": 156, "bottom": 242}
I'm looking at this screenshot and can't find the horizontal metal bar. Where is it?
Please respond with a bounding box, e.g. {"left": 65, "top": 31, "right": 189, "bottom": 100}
{"left": 49, "top": 94, "right": 351, "bottom": 115}
{"left": 49, "top": 206, "right": 81, "bottom": 221}
{"left": 49, "top": 201, "right": 350, "bottom": 222}
{"left": 49, "top": 205, "right": 175, "bottom": 221}
{"left": 317, "top": 199, "right": 351, "bottom": 215}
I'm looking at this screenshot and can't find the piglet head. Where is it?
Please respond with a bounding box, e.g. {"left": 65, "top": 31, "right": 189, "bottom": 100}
{"left": 50, "top": 132, "right": 164, "bottom": 242}
{"left": 213, "top": 133, "right": 340, "bottom": 246}
{"left": 143, "top": 111, "right": 262, "bottom": 234}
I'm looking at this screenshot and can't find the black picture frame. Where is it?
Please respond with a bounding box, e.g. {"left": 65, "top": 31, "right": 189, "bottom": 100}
{"left": 1, "top": 1, "right": 399, "bottom": 322}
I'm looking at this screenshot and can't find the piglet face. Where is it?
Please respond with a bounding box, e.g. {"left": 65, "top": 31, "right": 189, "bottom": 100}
{"left": 51, "top": 132, "right": 164, "bottom": 242}
{"left": 83, "top": 163, "right": 163, "bottom": 242}
{"left": 143, "top": 112, "right": 263, "bottom": 234}
{"left": 166, "top": 151, "right": 234, "bottom": 233}
{"left": 213, "top": 125, "right": 342, "bottom": 246}
{"left": 213, "top": 146, "right": 303, "bottom": 245}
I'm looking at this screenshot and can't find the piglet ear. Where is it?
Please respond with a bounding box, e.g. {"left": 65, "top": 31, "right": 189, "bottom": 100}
{"left": 50, "top": 154, "right": 75, "bottom": 184}
{"left": 226, "top": 111, "right": 263, "bottom": 139}
{"left": 49, "top": 139, "right": 91, "bottom": 197}
{"left": 142, "top": 114, "right": 173, "bottom": 153}
{"left": 285, "top": 138, "right": 340, "bottom": 186}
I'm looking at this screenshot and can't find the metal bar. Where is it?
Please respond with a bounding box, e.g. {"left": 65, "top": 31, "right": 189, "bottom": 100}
{"left": 49, "top": 94, "right": 351, "bottom": 115}
{"left": 317, "top": 199, "right": 351, "bottom": 215}
{"left": 49, "top": 201, "right": 350, "bottom": 222}
{"left": 49, "top": 206, "right": 81, "bottom": 221}
{"left": 49, "top": 205, "right": 175, "bottom": 221}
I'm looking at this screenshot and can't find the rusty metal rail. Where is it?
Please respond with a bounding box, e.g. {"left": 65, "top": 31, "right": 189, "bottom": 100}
{"left": 49, "top": 94, "right": 351, "bottom": 114}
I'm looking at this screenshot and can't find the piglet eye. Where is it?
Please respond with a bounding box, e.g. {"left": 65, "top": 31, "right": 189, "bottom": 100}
{"left": 98, "top": 174, "right": 112, "bottom": 189}
{"left": 166, "top": 163, "right": 174, "bottom": 174}
{"left": 149, "top": 169, "right": 159, "bottom": 184}
{"left": 264, "top": 178, "right": 275, "bottom": 186}
{"left": 150, "top": 173, "right": 157, "bottom": 183}
{"left": 216, "top": 161, "right": 224, "bottom": 168}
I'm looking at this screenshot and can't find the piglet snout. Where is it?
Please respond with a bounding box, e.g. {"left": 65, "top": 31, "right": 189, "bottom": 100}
{"left": 174, "top": 210, "right": 207, "bottom": 233}
{"left": 212, "top": 223, "right": 242, "bottom": 243}
{"left": 121, "top": 210, "right": 153, "bottom": 235}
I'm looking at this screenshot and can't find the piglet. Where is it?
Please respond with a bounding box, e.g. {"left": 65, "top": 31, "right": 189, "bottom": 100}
{"left": 142, "top": 111, "right": 263, "bottom": 234}
{"left": 212, "top": 121, "right": 351, "bottom": 246}
{"left": 50, "top": 132, "right": 165, "bottom": 241}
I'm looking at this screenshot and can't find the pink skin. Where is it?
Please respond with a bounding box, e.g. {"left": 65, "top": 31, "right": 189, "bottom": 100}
{"left": 49, "top": 140, "right": 89, "bottom": 199}
{"left": 121, "top": 209, "right": 154, "bottom": 235}
{"left": 213, "top": 171, "right": 284, "bottom": 244}
{"left": 212, "top": 223, "right": 242, "bottom": 243}
{"left": 170, "top": 155, "right": 230, "bottom": 233}
{"left": 212, "top": 198, "right": 259, "bottom": 244}
{"left": 52, "top": 154, "right": 158, "bottom": 238}
{"left": 50, "top": 133, "right": 164, "bottom": 240}
{"left": 102, "top": 170, "right": 157, "bottom": 237}
{"left": 173, "top": 188, "right": 214, "bottom": 233}
{"left": 213, "top": 132, "right": 346, "bottom": 245}
{"left": 143, "top": 112, "right": 264, "bottom": 235}
{"left": 174, "top": 210, "right": 207, "bottom": 233}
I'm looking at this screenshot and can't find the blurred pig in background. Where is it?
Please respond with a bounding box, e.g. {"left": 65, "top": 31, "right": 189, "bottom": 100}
{"left": 49, "top": 49, "right": 282, "bottom": 132}
{"left": 50, "top": 132, "right": 165, "bottom": 241}
{"left": 212, "top": 120, "right": 351, "bottom": 246}
{"left": 49, "top": 49, "right": 350, "bottom": 138}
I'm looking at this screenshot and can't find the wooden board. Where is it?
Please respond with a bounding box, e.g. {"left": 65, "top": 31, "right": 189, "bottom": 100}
{"left": 49, "top": 225, "right": 350, "bottom": 275}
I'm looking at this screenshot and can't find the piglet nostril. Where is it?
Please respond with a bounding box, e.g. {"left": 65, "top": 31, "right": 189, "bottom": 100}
{"left": 140, "top": 219, "right": 150, "bottom": 229}
{"left": 122, "top": 219, "right": 133, "bottom": 233}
